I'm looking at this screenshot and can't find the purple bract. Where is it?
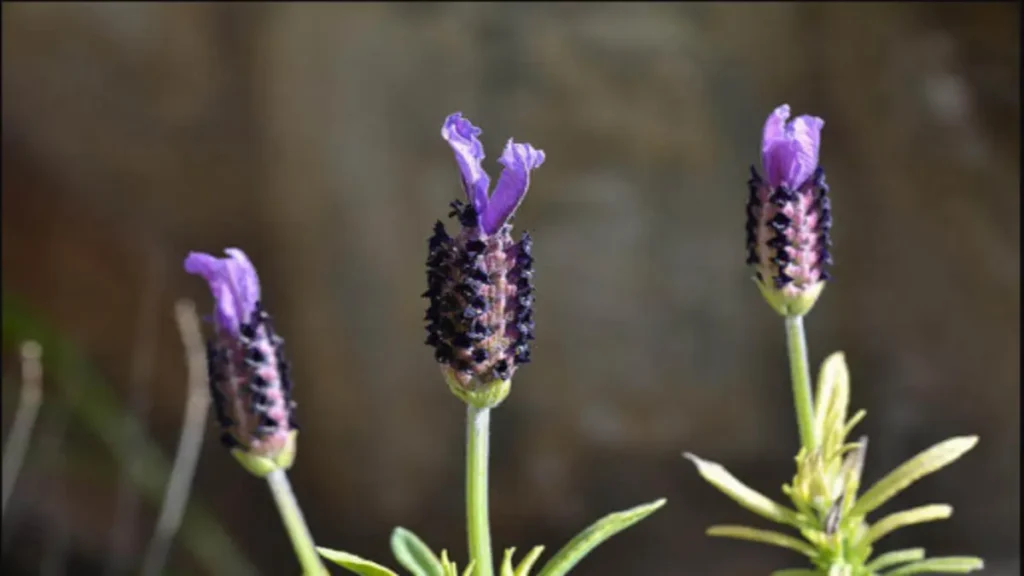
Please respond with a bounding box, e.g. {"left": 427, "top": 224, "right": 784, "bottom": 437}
{"left": 184, "top": 248, "right": 261, "bottom": 338}
{"left": 441, "top": 112, "right": 545, "bottom": 236}
{"left": 761, "top": 104, "right": 825, "bottom": 192}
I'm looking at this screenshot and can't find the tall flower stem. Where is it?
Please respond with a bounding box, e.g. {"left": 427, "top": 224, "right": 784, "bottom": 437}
{"left": 266, "top": 468, "right": 326, "bottom": 576}
{"left": 466, "top": 404, "right": 494, "bottom": 576}
{"left": 785, "top": 315, "right": 817, "bottom": 451}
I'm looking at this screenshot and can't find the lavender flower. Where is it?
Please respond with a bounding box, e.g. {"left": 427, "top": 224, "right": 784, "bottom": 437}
{"left": 424, "top": 113, "right": 545, "bottom": 403}
{"left": 184, "top": 248, "right": 297, "bottom": 466}
{"left": 746, "top": 104, "right": 833, "bottom": 316}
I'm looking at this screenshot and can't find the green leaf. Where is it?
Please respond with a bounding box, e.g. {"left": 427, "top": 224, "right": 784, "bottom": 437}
{"left": 438, "top": 550, "right": 455, "bottom": 576}
{"left": 838, "top": 437, "right": 869, "bottom": 514}
{"left": 515, "top": 546, "right": 545, "bottom": 576}
{"left": 849, "top": 437, "right": 978, "bottom": 519}
{"left": 435, "top": 550, "right": 472, "bottom": 576}
{"left": 881, "top": 556, "right": 984, "bottom": 576}
{"left": 863, "top": 505, "right": 952, "bottom": 545}
{"left": 501, "top": 548, "right": 518, "bottom": 576}
{"left": 684, "top": 453, "right": 803, "bottom": 527}
{"left": 865, "top": 548, "right": 926, "bottom": 572}
{"left": 771, "top": 570, "right": 820, "bottom": 576}
{"left": 500, "top": 546, "right": 545, "bottom": 576}
{"left": 317, "top": 548, "right": 398, "bottom": 576}
{"left": 535, "top": 498, "right": 666, "bottom": 576}
{"left": 706, "top": 525, "right": 817, "bottom": 558}
{"left": 842, "top": 410, "right": 867, "bottom": 441}
{"left": 813, "top": 352, "right": 851, "bottom": 446}
{"left": 390, "top": 527, "right": 445, "bottom": 576}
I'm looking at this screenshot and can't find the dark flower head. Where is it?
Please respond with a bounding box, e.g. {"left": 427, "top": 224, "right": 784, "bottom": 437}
{"left": 426, "top": 113, "right": 544, "bottom": 405}
{"left": 746, "top": 104, "right": 832, "bottom": 317}
{"left": 185, "top": 248, "right": 297, "bottom": 467}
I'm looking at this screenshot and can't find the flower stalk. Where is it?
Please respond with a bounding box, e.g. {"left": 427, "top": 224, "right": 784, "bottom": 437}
{"left": 267, "top": 468, "right": 327, "bottom": 576}
{"left": 785, "top": 314, "right": 817, "bottom": 452}
{"left": 466, "top": 405, "right": 494, "bottom": 576}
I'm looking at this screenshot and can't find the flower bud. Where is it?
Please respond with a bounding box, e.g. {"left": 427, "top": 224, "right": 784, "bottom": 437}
{"left": 746, "top": 104, "right": 833, "bottom": 317}
{"left": 424, "top": 113, "right": 544, "bottom": 408}
{"left": 185, "top": 248, "right": 298, "bottom": 475}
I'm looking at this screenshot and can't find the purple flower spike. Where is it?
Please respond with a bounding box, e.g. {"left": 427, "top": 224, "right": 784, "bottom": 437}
{"left": 761, "top": 104, "right": 824, "bottom": 191}
{"left": 442, "top": 112, "right": 491, "bottom": 221}
{"left": 747, "top": 105, "right": 833, "bottom": 317}
{"left": 425, "top": 113, "right": 545, "bottom": 399}
{"left": 482, "top": 139, "right": 546, "bottom": 235}
{"left": 184, "top": 248, "right": 297, "bottom": 460}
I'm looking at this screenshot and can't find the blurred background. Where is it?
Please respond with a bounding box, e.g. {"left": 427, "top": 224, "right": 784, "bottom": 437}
{"left": 1, "top": 2, "right": 1019, "bottom": 575}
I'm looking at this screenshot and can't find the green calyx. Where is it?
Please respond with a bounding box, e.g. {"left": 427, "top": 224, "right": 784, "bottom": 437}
{"left": 754, "top": 276, "right": 826, "bottom": 318}
{"left": 231, "top": 430, "right": 299, "bottom": 478}
{"left": 443, "top": 367, "right": 511, "bottom": 410}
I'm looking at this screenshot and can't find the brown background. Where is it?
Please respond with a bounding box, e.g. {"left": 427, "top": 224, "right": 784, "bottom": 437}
{"left": 1, "top": 3, "right": 1019, "bottom": 575}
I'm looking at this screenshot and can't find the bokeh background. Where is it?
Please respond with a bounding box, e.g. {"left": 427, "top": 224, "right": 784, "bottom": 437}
{"left": 1, "top": 2, "right": 1019, "bottom": 575}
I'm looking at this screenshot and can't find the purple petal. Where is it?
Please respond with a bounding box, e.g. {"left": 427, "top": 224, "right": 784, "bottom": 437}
{"left": 184, "top": 252, "right": 239, "bottom": 332}
{"left": 221, "top": 248, "right": 261, "bottom": 317}
{"left": 441, "top": 112, "right": 490, "bottom": 220}
{"left": 481, "top": 139, "right": 545, "bottom": 235}
{"left": 184, "top": 248, "right": 261, "bottom": 336}
{"left": 763, "top": 138, "right": 802, "bottom": 190}
{"left": 761, "top": 104, "right": 790, "bottom": 157}
{"left": 785, "top": 114, "right": 824, "bottom": 188}
{"left": 760, "top": 104, "right": 824, "bottom": 189}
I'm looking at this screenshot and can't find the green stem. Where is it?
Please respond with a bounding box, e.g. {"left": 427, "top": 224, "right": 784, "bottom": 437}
{"left": 266, "top": 468, "right": 326, "bottom": 576}
{"left": 784, "top": 315, "right": 816, "bottom": 451}
{"left": 466, "top": 404, "right": 494, "bottom": 576}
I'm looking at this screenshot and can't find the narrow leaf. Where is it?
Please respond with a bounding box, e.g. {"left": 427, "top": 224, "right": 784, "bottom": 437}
{"left": 501, "top": 548, "right": 517, "bottom": 576}
{"left": 684, "top": 453, "right": 802, "bottom": 527}
{"left": 814, "top": 352, "right": 850, "bottom": 443}
{"left": 882, "top": 556, "right": 984, "bottom": 576}
{"left": 842, "top": 409, "right": 867, "bottom": 440}
{"left": 438, "top": 550, "right": 461, "bottom": 576}
{"left": 864, "top": 505, "right": 952, "bottom": 545}
{"left": 865, "top": 548, "right": 926, "bottom": 572}
{"left": 706, "top": 525, "right": 817, "bottom": 558}
{"left": 390, "top": 527, "right": 445, "bottom": 576}
{"left": 514, "top": 546, "right": 545, "bottom": 576}
{"left": 850, "top": 437, "right": 978, "bottom": 518}
{"left": 535, "top": 498, "right": 665, "bottom": 576}
{"left": 462, "top": 560, "right": 476, "bottom": 576}
{"left": 317, "top": 548, "right": 398, "bottom": 576}
{"left": 839, "top": 437, "right": 869, "bottom": 514}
